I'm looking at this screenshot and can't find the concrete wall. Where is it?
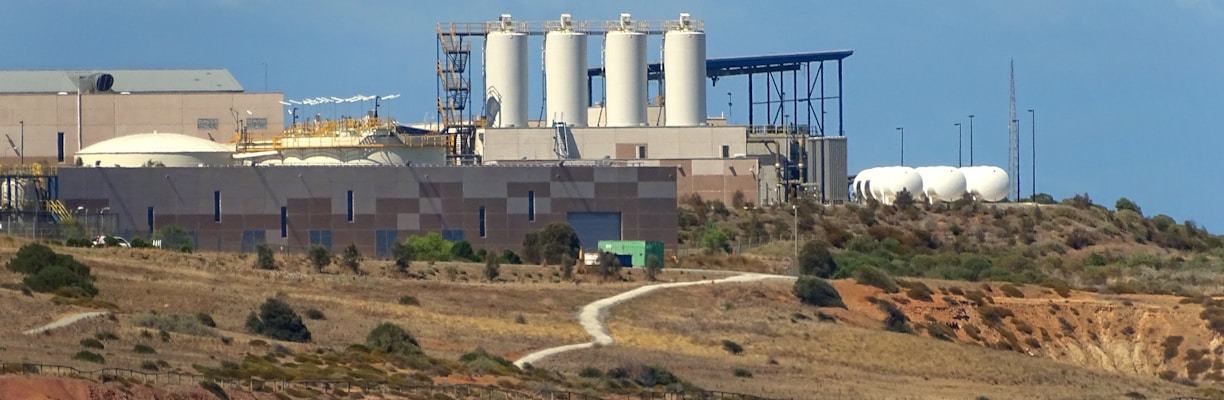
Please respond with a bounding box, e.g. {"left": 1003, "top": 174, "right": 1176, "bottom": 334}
{"left": 56, "top": 165, "right": 677, "bottom": 256}
{"left": 0, "top": 92, "right": 283, "bottom": 164}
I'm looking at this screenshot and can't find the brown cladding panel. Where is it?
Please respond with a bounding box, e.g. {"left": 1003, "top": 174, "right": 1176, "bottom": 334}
{"left": 551, "top": 166, "right": 593, "bottom": 182}
{"left": 507, "top": 182, "right": 551, "bottom": 198}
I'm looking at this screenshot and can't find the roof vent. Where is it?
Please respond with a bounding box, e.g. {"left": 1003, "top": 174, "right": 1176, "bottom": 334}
{"left": 79, "top": 73, "right": 114, "bottom": 93}
{"left": 559, "top": 13, "right": 572, "bottom": 30}
{"left": 678, "top": 13, "right": 691, "bottom": 30}
{"left": 499, "top": 14, "right": 513, "bottom": 31}
{"left": 618, "top": 13, "right": 633, "bottom": 31}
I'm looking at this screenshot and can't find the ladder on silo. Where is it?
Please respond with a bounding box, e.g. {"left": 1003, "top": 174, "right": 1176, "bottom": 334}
{"left": 436, "top": 24, "right": 472, "bottom": 127}
{"left": 552, "top": 121, "right": 570, "bottom": 160}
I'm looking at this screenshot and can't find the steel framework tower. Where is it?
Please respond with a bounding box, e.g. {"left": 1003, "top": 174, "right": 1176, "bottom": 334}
{"left": 1008, "top": 59, "right": 1019, "bottom": 202}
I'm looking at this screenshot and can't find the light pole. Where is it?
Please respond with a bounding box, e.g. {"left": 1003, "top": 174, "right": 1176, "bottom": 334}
{"left": 727, "top": 92, "right": 733, "bottom": 123}
{"left": 968, "top": 114, "right": 975, "bottom": 166}
{"left": 954, "top": 122, "right": 962, "bottom": 167}
{"left": 1013, "top": 118, "right": 1021, "bottom": 200}
{"left": 792, "top": 204, "right": 798, "bottom": 269}
{"left": 18, "top": 120, "right": 24, "bottom": 165}
{"left": 896, "top": 127, "right": 904, "bottom": 166}
{"left": 1028, "top": 109, "right": 1035, "bottom": 198}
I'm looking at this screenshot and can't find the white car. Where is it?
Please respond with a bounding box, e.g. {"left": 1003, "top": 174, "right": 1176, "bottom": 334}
{"left": 92, "top": 236, "right": 131, "bottom": 248}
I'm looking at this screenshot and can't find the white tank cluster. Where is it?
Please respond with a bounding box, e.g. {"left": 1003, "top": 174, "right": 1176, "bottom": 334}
{"left": 854, "top": 166, "right": 1010, "bottom": 204}
{"left": 484, "top": 13, "right": 708, "bottom": 129}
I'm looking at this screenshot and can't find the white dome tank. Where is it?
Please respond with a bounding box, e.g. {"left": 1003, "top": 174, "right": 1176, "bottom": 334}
{"left": 485, "top": 15, "right": 528, "bottom": 128}
{"left": 545, "top": 14, "right": 588, "bottom": 127}
{"left": 915, "top": 166, "right": 968, "bottom": 203}
{"left": 855, "top": 166, "right": 922, "bottom": 205}
{"left": 853, "top": 167, "right": 882, "bottom": 202}
{"left": 960, "top": 166, "right": 1010, "bottom": 202}
{"left": 663, "top": 13, "right": 706, "bottom": 127}
{"left": 605, "top": 14, "right": 647, "bottom": 127}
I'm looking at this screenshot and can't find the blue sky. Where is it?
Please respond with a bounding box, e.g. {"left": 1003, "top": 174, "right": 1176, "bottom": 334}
{"left": 3, "top": 1, "right": 1222, "bottom": 232}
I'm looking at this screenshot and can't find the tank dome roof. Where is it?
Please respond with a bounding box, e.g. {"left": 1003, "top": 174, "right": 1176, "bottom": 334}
{"left": 79, "top": 132, "right": 234, "bottom": 155}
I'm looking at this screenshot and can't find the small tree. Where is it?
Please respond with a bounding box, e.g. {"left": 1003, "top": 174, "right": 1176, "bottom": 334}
{"left": 365, "top": 322, "right": 422, "bottom": 356}
{"left": 484, "top": 258, "right": 501, "bottom": 282}
{"left": 308, "top": 245, "right": 332, "bottom": 273}
{"left": 1116, "top": 197, "right": 1142, "bottom": 215}
{"left": 793, "top": 276, "right": 846, "bottom": 308}
{"left": 798, "top": 240, "right": 837, "bottom": 277}
{"left": 597, "top": 251, "right": 622, "bottom": 281}
{"left": 561, "top": 254, "right": 575, "bottom": 280}
{"left": 644, "top": 254, "right": 662, "bottom": 281}
{"left": 246, "top": 298, "right": 311, "bottom": 343}
{"left": 521, "top": 223, "right": 582, "bottom": 265}
{"left": 499, "top": 249, "right": 523, "bottom": 264}
{"left": 392, "top": 241, "right": 414, "bottom": 273}
{"left": 893, "top": 189, "right": 916, "bottom": 210}
{"left": 450, "top": 240, "right": 476, "bottom": 261}
{"left": 341, "top": 244, "right": 361, "bottom": 274}
{"left": 407, "top": 232, "right": 452, "bottom": 261}
{"left": 700, "top": 226, "right": 731, "bottom": 253}
{"left": 255, "top": 244, "right": 277, "bottom": 270}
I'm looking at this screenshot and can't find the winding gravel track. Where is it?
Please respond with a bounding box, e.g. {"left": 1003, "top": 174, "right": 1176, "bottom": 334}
{"left": 514, "top": 272, "right": 794, "bottom": 368}
{"left": 23, "top": 311, "right": 111, "bottom": 336}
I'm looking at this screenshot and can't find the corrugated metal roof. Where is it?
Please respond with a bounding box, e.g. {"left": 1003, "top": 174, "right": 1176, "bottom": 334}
{"left": 0, "top": 69, "right": 244, "bottom": 94}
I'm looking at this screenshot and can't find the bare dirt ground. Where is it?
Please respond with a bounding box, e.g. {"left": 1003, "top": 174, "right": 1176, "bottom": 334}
{"left": 0, "top": 236, "right": 1218, "bottom": 399}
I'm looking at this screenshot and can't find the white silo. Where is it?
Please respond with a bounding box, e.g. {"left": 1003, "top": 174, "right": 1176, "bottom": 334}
{"left": 605, "top": 13, "right": 648, "bottom": 127}
{"left": 663, "top": 13, "right": 707, "bottom": 126}
{"left": 485, "top": 14, "right": 528, "bottom": 128}
{"left": 545, "top": 14, "right": 589, "bottom": 127}
{"left": 915, "top": 166, "right": 968, "bottom": 203}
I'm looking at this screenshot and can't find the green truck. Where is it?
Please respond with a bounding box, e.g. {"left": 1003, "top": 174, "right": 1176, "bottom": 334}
{"left": 596, "top": 240, "right": 665, "bottom": 268}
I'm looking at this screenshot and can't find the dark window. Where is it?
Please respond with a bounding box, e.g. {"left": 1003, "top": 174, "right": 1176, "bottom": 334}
{"left": 197, "top": 118, "right": 219, "bottom": 130}
{"left": 527, "top": 190, "right": 535, "bottom": 221}
{"left": 721, "top": 145, "right": 730, "bottom": 158}
{"left": 57, "top": 132, "right": 65, "bottom": 163}
{"left": 636, "top": 145, "right": 647, "bottom": 159}
{"left": 280, "top": 206, "right": 288, "bottom": 238}
{"left": 147, "top": 206, "right": 154, "bottom": 234}
{"left": 346, "top": 190, "right": 354, "bottom": 222}
{"left": 479, "top": 206, "right": 487, "bottom": 238}
{"left": 213, "top": 190, "right": 221, "bottom": 222}
{"left": 247, "top": 118, "right": 268, "bottom": 130}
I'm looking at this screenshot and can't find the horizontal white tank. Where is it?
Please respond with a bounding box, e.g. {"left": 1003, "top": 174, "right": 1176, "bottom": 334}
{"left": 853, "top": 166, "right": 923, "bottom": 205}
{"left": 960, "top": 166, "right": 1010, "bottom": 202}
{"left": 486, "top": 26, "right": 528, "bottom": 128}
{"left": 663, "top": 13, "right": 706, "bottom": 127}
{"left": 605, "top": 15, "right": 647, "bottom": 127}
{"left": 915, "top": 166, "right": 967, "bottom": 203}
{"left": 545, "top": 19, "right": 588, "bottom": 127}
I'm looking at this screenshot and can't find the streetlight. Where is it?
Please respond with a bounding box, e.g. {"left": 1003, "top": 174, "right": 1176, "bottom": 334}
{"left": 18, "top": 120, "right": 24, "bottom": 165}
{"left": 792, "top": 204, "right": 798, "bottom": 270}
{"left": 967, "top": 115, "right": 977, "bottom": 167}
{"left": 1028, "top": 109, "right": 1036, "bottom": 199}
{"left": 896, "top": 127, "right": 904, "bottom": 166}
{"left": 954, "top": 122, "right": 962, "bottom": 167}
{"left": 727, "top": 92, "right": 733, "bottom": 123}
{"left": 1013, "top": 118, "right": 1021, "bottom": 201}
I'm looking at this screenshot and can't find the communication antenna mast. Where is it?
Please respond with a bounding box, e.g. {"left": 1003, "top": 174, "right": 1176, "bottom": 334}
{"left": 1008, "top": 59, "right": 1019, "bottom": 202}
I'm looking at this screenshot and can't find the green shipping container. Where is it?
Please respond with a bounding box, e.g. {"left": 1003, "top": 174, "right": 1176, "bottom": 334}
{"left": 598, "top": 240, "right": 665, "bottom": 268}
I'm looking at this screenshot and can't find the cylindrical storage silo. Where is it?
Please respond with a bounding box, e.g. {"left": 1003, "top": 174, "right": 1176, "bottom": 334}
{"left": 916, "top": 166, "right": 968, "bottom": 204}
{"left": 485, "top": 29, "right": 528, "bottom": 128}
{"left": 545, "top": 30, "right": 588, "bottom": 127}
{"left": 663, "top": 19, "right": 706, "bottom": 126}
{"left": 605, "top": 28, "right": 647, "bottom": 127}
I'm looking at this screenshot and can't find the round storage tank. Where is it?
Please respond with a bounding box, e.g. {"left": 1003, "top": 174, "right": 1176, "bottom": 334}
{"left": 76, "top": 132, "right": 236, "bottom": 167}
{"left": 545, "top": 29, "right": 588, "bottom": 127}
{"left": 663, "top": 17, "right": 706, "bottom": 126}
{"left": 485, "top": 29, "right": 528, "bottom": 128}
{"left": 605, "top": 23, "right": 647, "bottom": 127}
{"left": 960, "top": 166, "right": 1010, "bottom": 202}
{"left": 915, "top": 166, "right": 968, "bottom": 203}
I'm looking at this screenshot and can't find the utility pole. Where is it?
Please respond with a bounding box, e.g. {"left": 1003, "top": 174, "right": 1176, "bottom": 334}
{"left": 1008, "top": 59, "right": 1020, "bottom": 202}
{"left": 19, "top": 120, "right": 24, "bottom": 165}
{"left": 792, "top": 204, "right": 798, "bottom": 270}
{"left": 1029, "top": 109, "right": 1036, "bottom": 198}
{"left": 896, "top": 127, "right": 905, "bottom": 166}
{"left": 968, "top": 114, "right": 975, "bottom": 166}
{"left": 955, "top": 122, "right": 962, "bottom": 167}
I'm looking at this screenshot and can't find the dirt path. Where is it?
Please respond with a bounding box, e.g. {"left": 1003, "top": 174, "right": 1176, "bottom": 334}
{"left": 22, "top": 311, "right": 111, "bottom": 336}
{"left": 513, "top": 272, "right": 794, "bottom": 368}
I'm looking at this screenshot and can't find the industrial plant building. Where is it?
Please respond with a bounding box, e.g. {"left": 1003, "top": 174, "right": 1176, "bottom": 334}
{"left": 0, "top": 12, "right": 859, "bottom": 256}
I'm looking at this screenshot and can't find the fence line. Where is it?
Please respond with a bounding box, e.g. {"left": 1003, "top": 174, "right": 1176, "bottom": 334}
{"left": 0, "top": 361, "right": 789, "bottom": 400}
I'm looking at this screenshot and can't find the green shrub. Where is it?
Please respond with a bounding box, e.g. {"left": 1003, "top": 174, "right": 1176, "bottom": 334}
{"left": 926, "top": 322, "right": 957, "bottom": 341}
{"left": 245, "top": 298, "right": 311, "bottom": 343}
{"left": 733, "top": 368, "right": 753, "bottom": 378}
{"left": 854, "top": 265, "right": 898, "bottom": 293}
{"left": 95, "top": 331, "right": 119, "bottom": 341}
{"left": 449, "top": 240, "right": 475, "bottom": 261}
{"left": 392, "top": 241, "right": 414, "bottom": 273}
{"left": 79, "top": 338, "right": 104, "bottom": 349}
{"left": 459, "top": 347, "right": 519, "bottom": 376}
{"left": 644, "top": 254, "right": 663, "bottom": 281}
{"left": 978, "top": 305, "right": 1015, "bottom": 327}
{"left": 72, "top": 350, "right": 105, "bottom": 364}
{"left": 365, "top": 322, "right": 422, "bottom": 356}
{"left": 484, "top": 258, "right": 501, "bottom": 282}
{"left": 1013, "top": 319, "right": 1034, "bottom": 335}
{"left": 963, "top": 324, "right": 983, "bottom": 341}
{"left": 196, "top": 313, "right": 217, "bottom": 328}
{"left": 340, "top": 244, "right": 362, "bottom": 274}
{"left": 134, "top": 344, "right": 156, "bottom": 354}
{"left": 8, "top": 243, "right": 98, "bottom": 297}
{"left": 876, "top": 299, "right": 912, "bottom": 334}
{"left": 199, "top": 381, "right": 230, "bottom": 400}
{"left": 132, "top": 312, "right": 215, "bottom": 337}
{"left": 902, "top": 282, "right": 934, "bottom": 302}
{"left": 999, "top": 284, "right": 1025, "bottom": 298}
{"left": 304, "top": 308, "right": 326, "bottom": 320}
{"left": 139, "top": 361, "right": 159, "bottom": 371}
{"left": 1040, "top": 279, "right": 1072, "bottom": 298}
{"left": 578, "top": 367, "right": 603, "bottom": 378}
{"left": 721, "top": 339, "right": 744, "bottom": 355}
{"left": 798, "top": 240, "right": 837, "bottom": 277}
{"left": 398, "top": 295, "right": 420, "bottom": 306}
{"left": 793, "top": 276, "right": 846, "bottom": 308}
{"left": 407, "top": 232, "right": 454, "bottom": 261}
{"left": 308, "top": 245, "right": 332, "bottom": 272}
{"left": 255, "top": 244, "right": 277, "bottom": 270}
{"left": 1163, "top": 336, "right": 1185, "bottom": 360}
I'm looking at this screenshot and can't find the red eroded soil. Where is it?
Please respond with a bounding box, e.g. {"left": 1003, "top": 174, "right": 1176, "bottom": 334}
{"left": 0, "top": 375, "right": 277, "bottom": 400}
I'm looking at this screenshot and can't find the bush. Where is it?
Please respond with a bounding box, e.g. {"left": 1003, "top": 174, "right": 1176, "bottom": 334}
{"left": 1065, "top": 228, "right": 1096, "bottom": 250}
{"left": 644, "top": 254, "right": 662, "bottom": 281}
{"left": 522, "top": 223, "right": 582, "bottom": 264}
{"left": 255, "top": 244, "right": 276, "bottom": 270}
{"left": 196, "top": 313, "right": 217, "bottom": 328}
{"left": 999, "top": 284, "right": 1025, "bottom": 298}
{"left": 579, "top": 367, "right": 603, "bottom": 378}
{"left": 978, "top": 305, "right": 1015, "bottom": 327}
{"left": 308, "top": 245, "right": 332, "bottom": 272}
{"left": 139, "top": 361, "right": 159, "bottom": 371}
{"left": 1115, "top": 197, "right": 1142, "bottom": 215}
{"left": 7, "top": 243, "right": 98, "bottom": 297}
{"left": 722, "top": 340, "right": 744, "bottom": 355}
{"left": 72, "top": 350, "right": 105, "bottom": 364}
{"left": 793, "top": 276, "right": 846, "bottom": 308}
{"left": 798, "top": 240, "right": 837, "bottom": 277}
{"left": 132, "top": 312, "right": 215, "bottom": 336}
{"left": 484, "top": 258, "right": 501, "bottom": 282}
{"left": 876, "top": 300, "right": 912, "bottom": 334}
{"left": 407, "top": 232, "right": 453, "bottom": 261}
{"left": 95, "top": 331, "right": 119, "bottom": 341}
{"left": 450, "top": 240, "right": 475, "bottom": 261}
{"left": 733, "top": 368, "right": 753, "bottom": 378}
{"left": 499, "top": 249, "right": 523, "bottom": 265}
{"left": 460, "top": 348, "right": 519, "bottom": 376}
{"left": 365, "top": 322, "right": 422, "bottom": 356}
{"left": 80, "top": 338, "right": 104, "bottom": 349}
{"left": 1041, "top": 279, "right": 1072, "bottom": 298}
{"left": 699, "top": 226, "right": 732, "bottom": 253}
{"left": 245, "top": 298, "right": 311, "bottom": 343}
{"left": 392, "top": 241, "right": 414, "bottom": 273}
{"left": 1164, "top": 336, "right": 1185, "bottom": 360}
{"left": 199, "top": 381, "right": 229, "bottom": 400}
{"left": 854, "top": 266, "right": 898, "bottom": 293}
{"left": 134, "top": 344, "right": 156, "bottom": 354}
{"left": 304, "top": 308, "right": 326, "bottom": 320}
{"left": 926, "top": 322, "right": 957, "bottom": 341}
{"left": 340, "top": 244, "right": 361, "bottom": 274}
{"left": 903, "top": 282, "right": 935, "bottom": 302}
{"left": 398, "top": 295, "right": 420, "bottom": 306}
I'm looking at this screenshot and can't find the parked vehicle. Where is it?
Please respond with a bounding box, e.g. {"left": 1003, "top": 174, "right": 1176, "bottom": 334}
{"left": 92, "top": 235, "right": 131, "bottom": 248}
